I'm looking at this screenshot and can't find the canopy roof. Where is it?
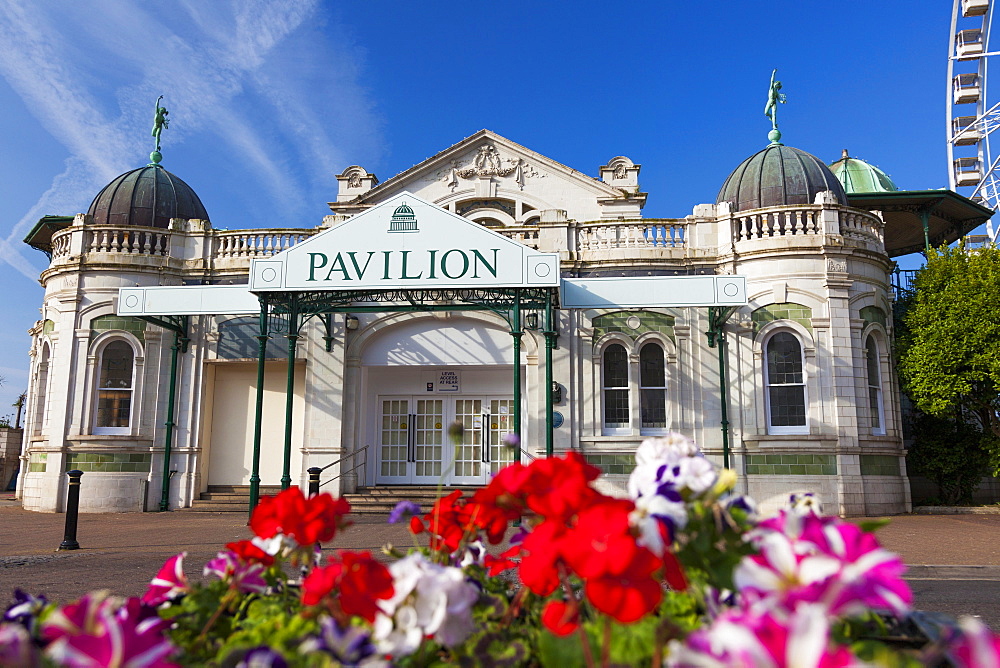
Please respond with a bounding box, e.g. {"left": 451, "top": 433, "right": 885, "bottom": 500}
{"left": 846, "top": 189, "right": 994, "bottom": 257}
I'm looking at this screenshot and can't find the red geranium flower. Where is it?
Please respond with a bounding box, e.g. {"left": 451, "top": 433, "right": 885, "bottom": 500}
{"left": 518, "top": 520, "right": 567, "bottom": 596}
{"left": 563, "top": 498, "right": 639, "bottom": 579}
{"left": 423, "top": 490, "right": 481, "bottom": 553}
{"left": 225, "top": 539, "right": 275, "bottom": 567}
{"left": 541, "top": 599, "right": 580, "bottom": 637}
{"left": 519, "top": 451, "right": 602, "bottom": 522}
{"left": 250, "top": 487, "right": 351, "bottom": 546}
{"left": 302, "top": 551, "right": 394, "bottom": 623}
{"left": 484, "top": 544, "right": 520, "bottom": 576}
{"left": 584, "top": 546, "right": 663, "bottom": 623}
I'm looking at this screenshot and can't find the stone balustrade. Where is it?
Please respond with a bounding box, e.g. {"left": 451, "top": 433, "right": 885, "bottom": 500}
{"left": 729, "top": 204, "right": 884, "bottom": 251}
{"left": 577, "top": 220, "right": 686, "bottom": 251}
{"left": 494, "top": 226, "right": 540, "bottom": 249}
{"left": 45, "top": 207, "right": 883, "bottom": 273}
{"left": 50, "top": 229, "right": 72, "bottom": 260}
{"left": 88, "top": 227, "right": 171, "bottom": 256}
{"left": 731, "top": 207, "right": 827, "bottom": 242}
{"left": 213, "top": 230, "right": 314, "bottom": 258}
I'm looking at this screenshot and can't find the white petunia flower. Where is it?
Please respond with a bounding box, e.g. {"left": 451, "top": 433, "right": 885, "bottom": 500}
{"left": 374, "top": 553, "right": 479, "bottom": 656}
{"left": 634, "top": 433, "right": 700, "bottom": 468}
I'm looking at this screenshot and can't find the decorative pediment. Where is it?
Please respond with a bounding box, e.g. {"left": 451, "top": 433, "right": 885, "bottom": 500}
{"left": 328, "top": 130, "right": 644, "bottom": 222}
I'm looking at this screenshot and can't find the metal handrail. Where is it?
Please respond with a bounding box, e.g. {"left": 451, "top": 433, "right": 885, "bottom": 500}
{"left": 307, "top": 445, "right": 369, "bottom": 496}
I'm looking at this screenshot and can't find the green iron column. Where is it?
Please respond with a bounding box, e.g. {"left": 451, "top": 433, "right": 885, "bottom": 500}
{"left": 920, "top": 209, "right": 931, "bottom": 253}
{"left": 159, "top": 319, "right": 188, "bottom": 512}
{"left": 281, "top": 295, "right": 300, "bottom": 490}
{"left": 707, "top": 307, "right": 732, "bottom": 470}
{"left": 249, "top": 296, "right": 270, "bottom": 516}
{"left": 511, "top": 293, "right": 523, "bottom": 453}
{"left": 543, "top": 290, "right": 556, "bottom": 457}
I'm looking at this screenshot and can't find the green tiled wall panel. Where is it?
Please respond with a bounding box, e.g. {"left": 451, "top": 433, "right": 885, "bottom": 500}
{"left": 745, "top": 453, "right": 836, "bottom": 475}
{"left": 859, "top": 306, "right": 887, "bottom": 329}
{"left": 593, "top": 311, "right": 675, "bottom": 344}
{"left": 860, "top": 454, "right": 899, "bottom": 476}
{"left": 584, "top": 453, "right": 636, "bottom": 475}
{"left": 65, "top": 453, "right": 151, "bottom": 473}
{"left": 90, "top": 315, "right": 146, "bottom": 342}
{"left": 751, "top": 303, "right": 813, "bottom": 335}
{"left": 28, "top": 453, "right": 47, "bottom": 473}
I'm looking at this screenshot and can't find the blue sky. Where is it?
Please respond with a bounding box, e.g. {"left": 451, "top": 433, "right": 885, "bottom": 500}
{"left": 0, "top": 1, "right": 968, "bottom": 414}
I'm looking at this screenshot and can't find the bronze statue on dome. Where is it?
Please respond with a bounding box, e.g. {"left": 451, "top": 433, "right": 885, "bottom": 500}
{"left": 152, "top": 96, "right": 169, "bottom": 153}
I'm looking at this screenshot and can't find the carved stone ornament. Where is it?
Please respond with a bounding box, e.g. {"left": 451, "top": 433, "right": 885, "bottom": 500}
{"left": 444, "top": 143, "right": 535, "bottom": 190}
{"left": 827, "top": 258, "right": 847, "bottom": 273}
{"left": 347, "top": 171, "right": 362, "bottom": 188}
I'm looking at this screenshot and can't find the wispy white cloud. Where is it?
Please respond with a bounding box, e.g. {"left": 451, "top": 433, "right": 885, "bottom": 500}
{"left": 0, "top": 0, "right": 382, "bottom": 279}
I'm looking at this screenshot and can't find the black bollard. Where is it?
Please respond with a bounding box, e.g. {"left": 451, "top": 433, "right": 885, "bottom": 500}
{"left": 307, "top": 467, "right": 321, "bottom": 498}
{"left": 59, "top": 470, "right": 84, "bottom": 550}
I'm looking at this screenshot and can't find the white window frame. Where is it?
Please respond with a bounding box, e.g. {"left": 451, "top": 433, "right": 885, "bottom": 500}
{"left": 763, "top": 330, "right": 809, "bottom": 435}
{"left": 638, "top": 340, "right": 669, "bottom": 434}
{"left": 91, "top": 336, "right": 140, "bottom": 435}
{"left": 864, "top": 333, "right": 886, "bottom": 435}
{"left": 601, "top": 341, "right": 632, "bottom": 435}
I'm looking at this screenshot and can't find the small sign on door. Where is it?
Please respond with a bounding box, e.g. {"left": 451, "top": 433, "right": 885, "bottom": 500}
{"left": 436, "top": 370, "right": 460, "bottom": 392}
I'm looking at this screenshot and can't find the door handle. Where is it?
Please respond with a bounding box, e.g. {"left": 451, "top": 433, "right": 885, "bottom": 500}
{"left": 407, "top": 413, "right": 416, "bottom": 463}
{"left": 481, "top": 413, "right": 489, "bottom": 463}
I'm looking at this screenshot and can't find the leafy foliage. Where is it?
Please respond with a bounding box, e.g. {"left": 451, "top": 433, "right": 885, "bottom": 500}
{"left": 905, "top": 411, "right": 993, "bottom": 504}
{"left": 898, "top": 245, "right": 1000, "bottom": 453}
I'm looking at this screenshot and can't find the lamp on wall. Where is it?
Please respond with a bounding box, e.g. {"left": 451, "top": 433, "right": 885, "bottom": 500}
{"left": 524, "top": 313, "right": 539, "bottom": 330}
{"left": 345, "top": 315, "right": 360, "bottom": 331}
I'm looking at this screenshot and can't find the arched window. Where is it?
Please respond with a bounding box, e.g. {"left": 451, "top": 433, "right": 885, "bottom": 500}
{"left": 32, "top": 344, "right": 51, "bottom": 434}
{"left": 95, "top": 340, "right": 134, "bottom": 433}
{"left": 764, "top": 332, "right": 807, "bottom": 434}
{"left": 602, "top": 343, "right": 630, "bottom": 431}
{"left": 865, "top": 334, "right": 885, "bottom": 434}
{"left": 639, "top": 342, "right": 667, "bottom": 430}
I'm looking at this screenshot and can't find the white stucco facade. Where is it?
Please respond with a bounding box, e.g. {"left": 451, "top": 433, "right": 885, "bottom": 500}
{"left": 17, "top": 130, "right": 910, "bottom": 516}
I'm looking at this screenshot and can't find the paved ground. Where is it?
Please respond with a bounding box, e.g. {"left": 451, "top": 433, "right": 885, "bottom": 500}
{"left": 2, "top": 501, "right": 1000, "bottom": 627}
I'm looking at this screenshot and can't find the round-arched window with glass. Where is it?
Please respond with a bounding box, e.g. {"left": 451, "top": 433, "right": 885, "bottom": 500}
{"left": 765, "top": 332, "right": 806, "bottom": 433}
{"left": 96, "top": 340, "right": 134, "bottom": 429}
{"left": 866, "top": 334, "right": 885, "bottom": 434}
{"left": 602, "top": 343, "right": 629, "bottom": 430}
{"left": 639, "top": 342, "right": 667, "bottom": 430}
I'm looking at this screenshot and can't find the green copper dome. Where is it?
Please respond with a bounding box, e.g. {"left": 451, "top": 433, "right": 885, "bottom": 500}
{"left": 717, "top": 144, "right": 848, "bottom": 212}
{"left": 828, "top": 150, "right": 897, "bottom": 194}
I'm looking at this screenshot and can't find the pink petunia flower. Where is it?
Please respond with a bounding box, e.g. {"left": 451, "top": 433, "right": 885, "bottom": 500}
{"left": 736, "top": 511, "right": 912, "bottom": 618}
{"left": 947, "top": 616, "right": 1000, "bottom": 668}
{"left": 42, "top": 594, "right": 178, "bottom": 668}
{"left": 204, "top": 551, "right": 268, "bottom": 594}
{"left": 666, "top": 602, "right": 854, "bottom": 667}
{"left": 140, "top": 553, "right": 189, "bottom": 607}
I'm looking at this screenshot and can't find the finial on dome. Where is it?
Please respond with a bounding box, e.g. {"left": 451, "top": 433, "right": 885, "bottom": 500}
{"left": 150, "top": 95, "right": 169, "bottom": 166}
{"left": 842, "top": 149, "right": 849, "bottom": 160}
{"left": 764, "top": 69, "right": 786, "bottom": 145}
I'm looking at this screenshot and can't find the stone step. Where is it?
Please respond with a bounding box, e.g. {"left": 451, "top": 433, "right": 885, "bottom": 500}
{"left": 204, "top": 485, "right": 282, "bottom": 494}
{"left": 187, "top": 485, "right": 484, "bottom": 513}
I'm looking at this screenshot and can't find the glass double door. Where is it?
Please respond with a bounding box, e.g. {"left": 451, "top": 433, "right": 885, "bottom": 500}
{"left": 376, "top": 395, "right": 516, "bottom": 485}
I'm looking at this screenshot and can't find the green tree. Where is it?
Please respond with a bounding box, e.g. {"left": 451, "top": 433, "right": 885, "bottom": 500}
{"left": 905, "top": 411, "right": 992, "bottom": 504}
{"left": 898, "top": 244, "right": 1000, "bottom": 461}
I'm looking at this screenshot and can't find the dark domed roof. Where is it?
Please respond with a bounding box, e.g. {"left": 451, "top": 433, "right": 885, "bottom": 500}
{"left": 88, "top": 165, "right": 209, "bottom": 229}
{"left": 716, "top": 144, "right": 848, "bottom": 213}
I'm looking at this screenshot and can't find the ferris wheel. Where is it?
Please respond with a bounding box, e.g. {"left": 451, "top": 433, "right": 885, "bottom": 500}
{"left": 948, "top": 0, "right": 1000, "bottom": 241}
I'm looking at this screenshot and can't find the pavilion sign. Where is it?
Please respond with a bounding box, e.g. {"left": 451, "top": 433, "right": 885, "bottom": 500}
{"left": 250, "top": 192, "right": 560, "bottom": 292}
